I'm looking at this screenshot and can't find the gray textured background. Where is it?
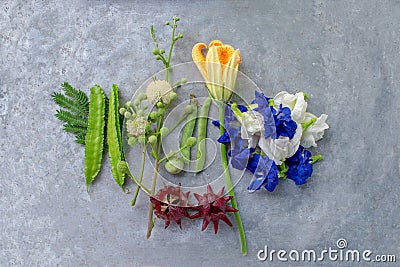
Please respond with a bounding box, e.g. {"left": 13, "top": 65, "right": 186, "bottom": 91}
{"left": 1, "top": 0, "right": 400, "bottom": 266}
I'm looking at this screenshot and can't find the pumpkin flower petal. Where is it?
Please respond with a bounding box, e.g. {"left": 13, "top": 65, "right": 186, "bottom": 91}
{"left": 192, "top": 43, "right": 208, "bottom": 81}
{"left": 222, "top": 49, "right": 241, "bottom": 100}
{"left": 192, "top": 40, "right": 242, "bottom": 102}
{"left": 206, "top": 46, "right": 223, "bottom": 100}
{"left": 209, "top": 40, "right": 223, "bottom": 47}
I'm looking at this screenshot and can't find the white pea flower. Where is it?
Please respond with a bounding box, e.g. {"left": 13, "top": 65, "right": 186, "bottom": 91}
{"left": 258, "top": 124, "right": 302, "bottom": 165}
{"left": 301, "top": 113, "right": 329, "bottom": 148}
{"left": 240, "top": 110, "right": 265, "bottom": 148}
{"left": 274, "top": 91, "right": 307, "bottom": 123}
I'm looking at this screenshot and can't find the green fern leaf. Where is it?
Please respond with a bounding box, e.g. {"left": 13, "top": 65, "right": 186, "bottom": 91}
{"left": 55, "top": 109, "right": 88, "bottom": 128}
{"left": 51, "top": 92, "right": 87, "bottom": 116}
{"left": 75, "top": 135, "right": 86, "bottom": 145}
{"left": 61, "top": 82, "right": 89, "bottom": 114}
{"left": 63, "top": 124, "right": 87, "bottom": 134}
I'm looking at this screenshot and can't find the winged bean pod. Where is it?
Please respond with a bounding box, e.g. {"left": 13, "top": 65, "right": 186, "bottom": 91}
{"left": 85, "top": 85, "right": 106, "bottom": 191}
{"left": 107, "top": 84, "right": 125, "bottom": 189}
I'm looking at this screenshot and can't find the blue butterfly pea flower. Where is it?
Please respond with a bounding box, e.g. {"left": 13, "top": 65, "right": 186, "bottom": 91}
{"left": 246, "top": 153, "right": 278, "bottom": 192}
{"left": 285, "top": 146, "right": 313, "bottom": 185}
{"left": 253, "top": 91, "right": 276, "bottom": 139}
{"left": 272, "top": 104, "right": 297, "bottom": 139}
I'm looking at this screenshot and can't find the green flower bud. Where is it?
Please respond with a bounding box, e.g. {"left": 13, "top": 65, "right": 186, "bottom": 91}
{"left": 155, "top": 55, "right": 162, "bottom": 60}
{"left": 138, "top": 135, "right": 146, "bottom": 144}
{"left": 145, "top": 123, "right": 151, "bottom": 132}
{"left": 169, "top": 92, "right": 177, "bottom": 101}
{"left": 160, "top": 49, "right": 165, "bottom": 54}
{"left": 148, "top": 135, "right": 157, "bottom": 145}
{"left": 124, "top": 111, "right": 132, "bottom": 118}
{"left": 128, "top": 137, "right": 137, "bottom": 147}
{"left": 165, "top": 21, "right": 170, "bottom": 25}
{"left": 156, "top": 102, "right": 164, "bottom": 108}
{"left": 124, "top": 101, "right": 132, "bottom": 108}
{"left": 186, "top": 137, "right": 197, "bottom": 147}
{"left": 119, "top": 107, "right": 126, "bottom": 115}
{"left": 117, "top": 161, "right": 129, "bottom": 174}
{"left": 178, "top": 33, "right": 183, "bottom": 39}
{"left": 134, "top": 99, "right": 140, "bottom": 106}
{"left": 138, "top": 93, "right": 147, "bottom": 101}
{"left": 174, "top": 16, "right": 180, "bottom": 22}
{"left": 173, "top": 36, "right": 179, "bottom": 41}
{"left": 152, "top": 48, "right": 159, "bottom": 55}
{"left": 160, "top": 127, "right": 169, "bottom": 136}
{"left": 180, "top": 78, "right": 187, "bottom": 84}
{"left": 165, "top": 157, "right": 184, "bottom": 174}
{"left": 157, "top": 108, "right": 166, "bottom": 116}
{"left": 184, "top": 105, "right": 194, "bottom": 114}
{"left": 149, "top": 111, "right": 158, "bottom": 120}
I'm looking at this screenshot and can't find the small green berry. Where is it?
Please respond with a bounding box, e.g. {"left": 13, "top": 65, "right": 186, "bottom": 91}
{"left": 165, "top": 156, "right": 184, "bottom": 174}
{"left": 119, "top": 107, "right": 126, "bottom": 115}
{"left": 124, "top": 111, "right": 132, "bottom": 118}
{"left": 185, "top": 105, "right": 194, "bottom": 114}
{"left": 155, "top": 55, "right": 162, "bottom": 60}
{"left": 165, "top": 21, "right": 170, "bottom": 25}
{"left": 169, "top": 92, "right": 177, "bottom": 101}
{"left": 152, "top": 48, "right": 159, "bottom": 55}
{"left": 157, "top": 108, "right": 166, "bottom": 116}
{"left": 156, "top": 102, "right": 164, "bottom": 108}
{"left": 138, "top": 93, "right": 147, "bottom": 101}
{"left": 178, "top": 33, "right": 183, "bottom": 39}
{"left": 149, "top": 111, "right": 158, "bottom": 120}
{"left": 160, "top": 127, "right": 169, "bottom": 136}
{"left": 186, "top": 137, "right": 197, "bottom": 147}
{"left": 148, "top": 135, "right": 157, "bottom": 145}
{"left": 124, "top": 101, "right": 132, "bottom": 108}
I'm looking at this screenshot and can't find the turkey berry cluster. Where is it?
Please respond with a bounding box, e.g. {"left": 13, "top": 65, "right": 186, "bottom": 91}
{"left": 149, "top": 185, "right": 237, "bottom": 233}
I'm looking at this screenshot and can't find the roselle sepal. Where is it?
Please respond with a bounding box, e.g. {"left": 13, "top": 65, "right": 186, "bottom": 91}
{"left": 190, "top": 185, "right": 237, "bottom": 234}
{"left": 149, "top": 185, "right": 191, "bottom": 229}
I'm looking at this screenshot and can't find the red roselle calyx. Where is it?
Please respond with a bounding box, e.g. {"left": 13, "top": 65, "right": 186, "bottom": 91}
{"left": 150, "top": 185, "right": 191, "bottom": 229}
{"left": 191, "top": 185, "right": 237, "bottom": 234}
{"left": 150, "top": 184, "right": 237, "bottom": 233}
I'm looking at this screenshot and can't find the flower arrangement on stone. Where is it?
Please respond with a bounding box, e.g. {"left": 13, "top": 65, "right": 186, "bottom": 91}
{"left": 213, "top": 91, "right": 329, "bottom": 192}
{"left": 51, "top": 15, "right": 329, "bottom": 257}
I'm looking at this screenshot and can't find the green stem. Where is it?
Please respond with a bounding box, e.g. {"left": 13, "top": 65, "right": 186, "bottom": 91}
{"left": 219, "top": 102, "right": 247, "bottom": 255}
{"left": 125, "top": 167, "right": 151, "bottom": 195}
{"left": 159, "top": 143, "right": 190, "bottom": 163}
{"left": 165, "top": 111, "right": 188, "bottom": 136}
{"left": 146, "top": 115, "right": 164, "bottom": 239}
{"left": 131, "top": 144, "right": 147, "bottom": 206}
